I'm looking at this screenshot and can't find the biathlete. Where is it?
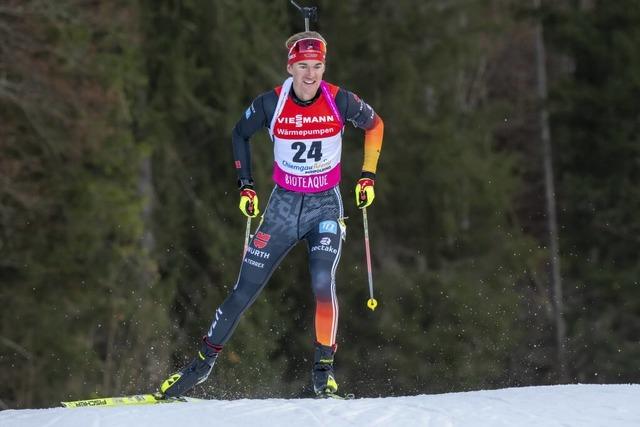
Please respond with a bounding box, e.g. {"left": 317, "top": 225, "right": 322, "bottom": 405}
{"left": 160, "top": 30, "right": 384, "bottom": 398}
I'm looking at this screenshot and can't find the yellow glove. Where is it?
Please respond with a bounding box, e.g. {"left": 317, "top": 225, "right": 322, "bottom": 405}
{"left": 355, "top": 177, "right": 375, "bottom": 209}
{"left": 239, "top": 187, "right": 259, "bottom": 218}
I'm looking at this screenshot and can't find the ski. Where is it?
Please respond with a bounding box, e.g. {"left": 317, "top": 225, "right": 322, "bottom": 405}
{"left": 315, "top": 392, "right": 355, "bottom": 400}
{"left": 61, "top": 391, "right": 355, "bottom": 407}
{"left": 61, "top": 392, "right": 197, "bottom": 408}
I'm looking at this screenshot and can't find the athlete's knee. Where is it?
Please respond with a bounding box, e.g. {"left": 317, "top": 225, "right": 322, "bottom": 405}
{"left": 310, "top": 268, "right": 333, "bottom": 299}
{"left": 223, "top": 280, "right": 262, "bottom": 313}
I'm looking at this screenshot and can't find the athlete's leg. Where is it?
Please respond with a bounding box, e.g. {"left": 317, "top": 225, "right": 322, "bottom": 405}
{"left": 306, "top": 213, "right": 344, "bottom": 395}
{"left": 161, "top": 223, "right": 294, "bottom": 399}
{"left": 307, "top": 217, "right": 343, "bottom": 347}
{"left": 300, "top": 186, "right": 345, "bottom": 347}
{"left": 206, "top": 187, "right": 301, "bottom": 346}
{"left": 161, "top": 187, "right": 301, "bottom": 397}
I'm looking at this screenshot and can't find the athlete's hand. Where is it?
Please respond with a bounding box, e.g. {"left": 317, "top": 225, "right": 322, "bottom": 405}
{"left": 355, "top": 177, "right": 375, "bottom": 209}
{"left": 239, "top": 187, "right": 259, "bottom": 218}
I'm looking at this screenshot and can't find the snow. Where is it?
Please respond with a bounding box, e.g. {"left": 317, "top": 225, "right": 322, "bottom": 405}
{"left": 2, "top": 384, "right": 639, "bottom": 427}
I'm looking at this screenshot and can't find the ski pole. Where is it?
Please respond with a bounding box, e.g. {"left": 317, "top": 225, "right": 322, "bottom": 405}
{"left": 362, "top": 207, "right": 378, "bottom": 310}
{"left": 243, "top": 216, "right": 252, "bottom": 257}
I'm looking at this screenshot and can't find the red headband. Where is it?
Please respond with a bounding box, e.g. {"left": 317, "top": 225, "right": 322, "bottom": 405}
{"left": 287, "top": 37, "right": 327, "bottom": 65}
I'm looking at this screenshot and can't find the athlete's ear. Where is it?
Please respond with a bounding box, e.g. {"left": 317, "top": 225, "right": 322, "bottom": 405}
{"left": 286, "top": 64, "right": 293, "bottom": 75}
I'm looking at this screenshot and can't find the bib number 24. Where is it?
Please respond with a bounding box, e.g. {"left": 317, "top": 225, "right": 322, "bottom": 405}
{"left": 291, "top": 141, "right": 322, "bottom": 163}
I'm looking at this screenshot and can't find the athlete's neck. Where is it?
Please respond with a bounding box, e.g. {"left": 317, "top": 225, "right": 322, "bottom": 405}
{"left": 290, "top": 88, "right": 321, "bottom": 106}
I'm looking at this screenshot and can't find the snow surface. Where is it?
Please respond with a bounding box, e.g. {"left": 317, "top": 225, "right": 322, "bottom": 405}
{"left": 1, "top": 384, "right": 639, "bottom": 427}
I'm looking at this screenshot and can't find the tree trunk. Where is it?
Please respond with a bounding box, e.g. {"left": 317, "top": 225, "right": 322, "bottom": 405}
{"left": 533, "top": 0, "right": 568, "bottom": 382}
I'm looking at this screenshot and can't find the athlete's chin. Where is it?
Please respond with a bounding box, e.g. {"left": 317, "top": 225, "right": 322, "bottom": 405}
{"left": 296, "top": 83, "right": 319, "bottom": 97}
{"left": 305, "top": 82, "right": 320, "bottom": 92}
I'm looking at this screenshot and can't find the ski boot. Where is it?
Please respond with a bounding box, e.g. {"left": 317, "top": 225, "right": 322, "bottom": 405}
{"left": 160, "top": 336, "right": 222, "bottom": 398}
{"left": 312, "top": 343, "right": 338, "bottom": 397}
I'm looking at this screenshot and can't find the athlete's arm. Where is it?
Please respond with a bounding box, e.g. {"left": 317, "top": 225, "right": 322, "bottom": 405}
{"left": 232, "top": 90, "right": 277, "bottom": 186}
{"left": 335, "top": 89, "right": 384, "bottom": 176}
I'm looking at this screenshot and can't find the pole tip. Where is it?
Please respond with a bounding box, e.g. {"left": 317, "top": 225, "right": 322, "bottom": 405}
{"left": 367, "top": 298, "right": 378, "bottom": 311}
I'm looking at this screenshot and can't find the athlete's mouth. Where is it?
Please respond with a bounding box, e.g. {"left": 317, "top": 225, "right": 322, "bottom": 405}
{"left": 303, "top": 79, "right": 316, "bottom": 85}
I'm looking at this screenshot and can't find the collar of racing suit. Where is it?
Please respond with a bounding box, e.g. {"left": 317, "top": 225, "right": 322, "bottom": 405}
{"left": 289, "top": 87, "right": 321, "bottom": 107}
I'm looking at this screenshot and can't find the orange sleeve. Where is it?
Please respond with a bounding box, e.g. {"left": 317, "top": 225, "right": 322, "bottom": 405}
{"left": 362, "top": 115, "right": 384, "bottom": 173}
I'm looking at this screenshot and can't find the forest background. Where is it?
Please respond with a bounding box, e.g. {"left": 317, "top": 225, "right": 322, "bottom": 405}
{"left": 1, "top": 0, "right": 638, "bottom": 409}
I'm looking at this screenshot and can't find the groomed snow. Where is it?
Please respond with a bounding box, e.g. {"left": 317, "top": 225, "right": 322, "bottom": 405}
{"left": 1, "top": 384, "right": 639, "bottom": 426}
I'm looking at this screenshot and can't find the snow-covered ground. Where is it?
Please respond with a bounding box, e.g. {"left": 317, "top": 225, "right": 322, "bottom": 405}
{"left": 1, "top": 384, "right": 639, "bottom": 426}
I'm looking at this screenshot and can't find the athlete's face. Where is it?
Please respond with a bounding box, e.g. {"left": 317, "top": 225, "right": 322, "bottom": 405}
{"left": 287, "top": 60, "right": 325, "bottom": 101}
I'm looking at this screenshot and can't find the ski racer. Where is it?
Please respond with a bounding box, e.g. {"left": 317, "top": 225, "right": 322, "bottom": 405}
{"left": 160, "top": 30, "right": 384, "bottom": 398}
